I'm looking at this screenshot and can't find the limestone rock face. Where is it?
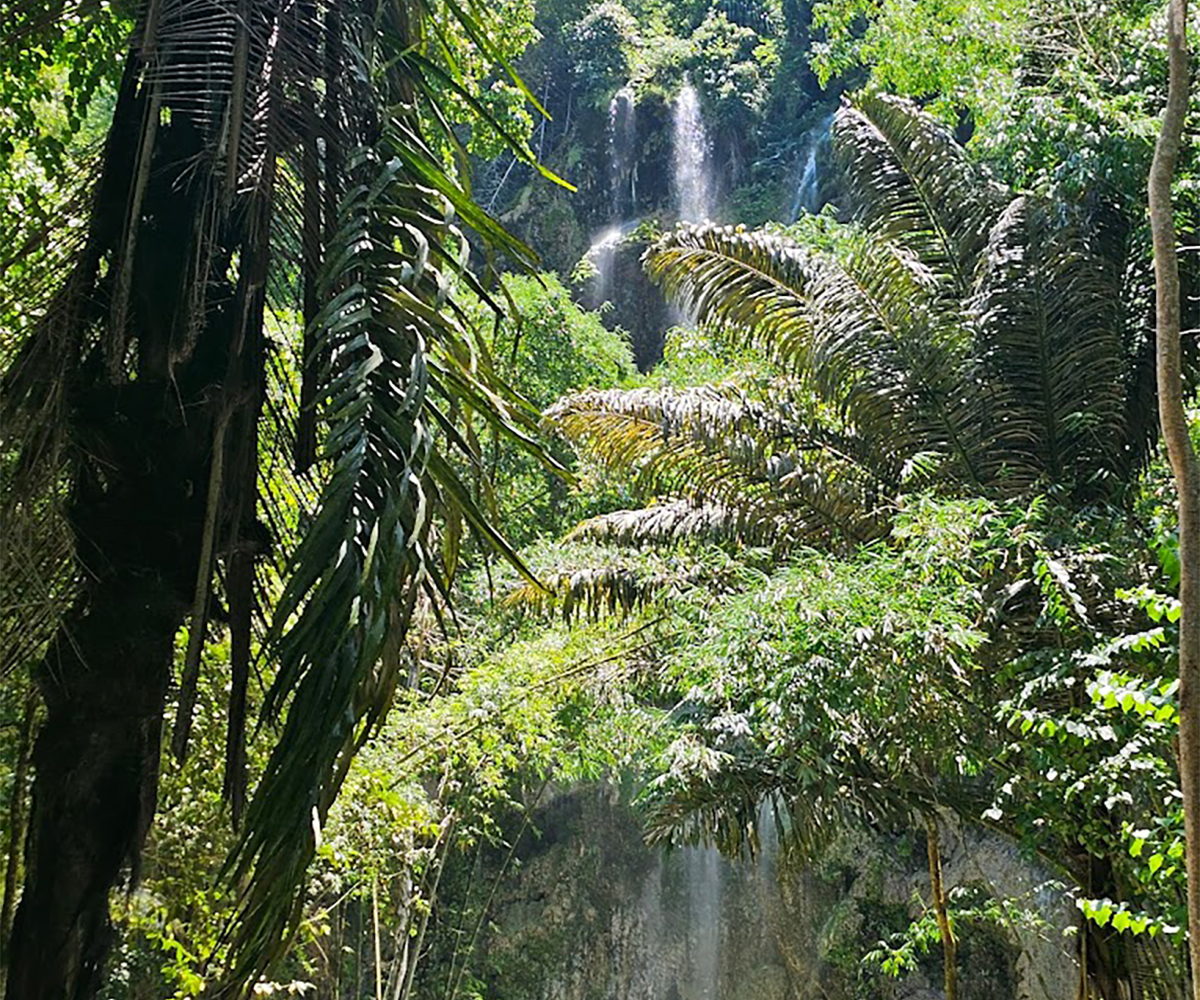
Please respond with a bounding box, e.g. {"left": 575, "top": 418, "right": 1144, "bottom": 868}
{"left": 474, "top": 787, "right": 1077, "bottom": 1000}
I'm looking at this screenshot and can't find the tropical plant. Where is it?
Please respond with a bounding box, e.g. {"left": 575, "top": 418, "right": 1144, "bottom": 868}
{"left": 547, "top": 94, "right": 1155, "bottom": 554}
{"left": 535, "top": 91, "right": 1187, "bottom": 994}
{"left": 0, "top": 0, "right": 564, "bottom": 995}
{"left": 807, "top": 0, "right": 1170, "bottom": 197}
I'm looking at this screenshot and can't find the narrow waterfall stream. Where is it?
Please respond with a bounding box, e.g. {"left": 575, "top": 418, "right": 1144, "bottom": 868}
{"left": 609, "top": 86, "right": 637, "bottom": 218}
{"left": 683, "top": 845, "right": 722, "bottom": 1000}
{"left": 788, "top": 113, "right": 833, "bottom": 221}
{"left": 672, "top": 78, "right": 714, "bottom": 223}
{"left": 584, "top": 87, "right": 641, "bottom": 309}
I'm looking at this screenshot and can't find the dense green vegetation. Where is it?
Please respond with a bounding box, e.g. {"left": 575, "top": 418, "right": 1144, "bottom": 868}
{"left": 3, "top": 0, "right": 1200, "bottom": 999}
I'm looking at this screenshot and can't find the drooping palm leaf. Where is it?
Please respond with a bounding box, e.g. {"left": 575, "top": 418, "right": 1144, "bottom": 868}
{"left": 506, "top": 558, "right": 733, "bottom": 622}
{"left": 643, "top": 224, "right": 817, "bottom": 368}
{"left": 567, "top": 499, "right": 807, "bottom": 551}
{"left": 973, "top": 196, "right": 1127, "bottom": 490}
{"left": 547, "top": 384, "right": 894, "bottom": 549}
{"left": 642, "top": 736, "right": 912, "bottom": 863}
{"left": 217, "top": 4, "right": 557, "bottom": 983}
{"left": 832, "top": 93, "right": 1004, "bottom": 298}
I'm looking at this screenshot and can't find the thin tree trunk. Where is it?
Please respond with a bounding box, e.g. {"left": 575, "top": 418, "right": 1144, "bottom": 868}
{"left": 398, "top": 814, "right": 456, "bottom": 1000}
{"left": 0, "top": 685, "right": 37, "bottom": 983}
{"left": 925, "top": 813, "right": 957, "bottom": 1000}
{"left": 1150, "top": 3, "right": 1200, "bottom": 997}
{"left": 373, "top": 875, "right": 383, "bottom": 1000}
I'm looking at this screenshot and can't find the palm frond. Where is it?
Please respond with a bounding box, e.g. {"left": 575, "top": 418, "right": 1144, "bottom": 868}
{"left": 643, "top": 224, "right": 817, "bottom": 367}
{"left": 643, "top": 226, "right": 987, "bottom": 487}
{"left": 832, "top": 93, "right": 1004, "bottom": 297}
{"left": 973, "top": 196, "right": 1127, "bottom": 491}
{"left": 547, "top": 384, "right": 894, "bottom": 548}
{"left": 507, "top": 563, "right": 689, "bottom": 622}
{"left": 220, "top": 22, "right": 549, "bottom": 984}
{"left": 802, "top": 231, "right": 986, "bottom": 486}
{"left": 567, "top": 499, "right": 803, "bottom": 550}
{"left": 504, "top": 546, "right": 750, "bottom": 622}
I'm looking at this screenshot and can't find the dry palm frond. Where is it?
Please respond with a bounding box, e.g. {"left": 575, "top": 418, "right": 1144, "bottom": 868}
{"left": 506, "top": 562, "right": 700, "bottom": 622}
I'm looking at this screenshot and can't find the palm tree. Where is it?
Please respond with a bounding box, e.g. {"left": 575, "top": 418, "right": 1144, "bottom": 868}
{"left": 0, "top": 1, "right": 559, "bottom": 995}
{"left": 548, "top": 94, "right": 1156, "bottom": 554}
{"left": 544, "top": 93, "right": 1168, "bottom": 996}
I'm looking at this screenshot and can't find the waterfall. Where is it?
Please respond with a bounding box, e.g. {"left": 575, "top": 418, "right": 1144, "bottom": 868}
{"left": 673, "top": 78, "right": 713, "bottom": 223}
{"left": 586, "top": 225, "right": 625, "bottom": 310}
{"left": 608, "top": 86, "right": 637, "bottom": 219}
{"left": 791, "top": 147, "right": 819, "bottom": 218}
{"left": 684, "top": 846, "right": 722, "bottom": 1000}
{"left": 788, "top": 113, "right": 834, "bottom": 221}
{"left": 587, "top": 87, "right": 639, "bottom": 316}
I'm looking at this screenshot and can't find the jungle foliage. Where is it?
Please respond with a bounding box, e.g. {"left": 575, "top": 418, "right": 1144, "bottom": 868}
{"left": 3, "top": 1, "right": 1200, "bottom": 999}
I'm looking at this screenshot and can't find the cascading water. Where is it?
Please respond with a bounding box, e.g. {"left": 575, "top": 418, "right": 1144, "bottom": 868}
{"left": 580, "top": 90, "right": 638, "bottom": 316}
{"left": 673, "top": 77, "right": 714, "bottom": 223}
{"left": 608, "top": 86, "right": 638, "bottom": 218}
{"left": 683, "top": 845, "right": 723, "bottom": 1000}
{"left": 586, "top": 88, "right": 640, "bottom": 313}
{"left": 788, "top": 113, "right": 834, "bottom": 221}
{"left": 791, "top": 147, "right": 819, "bottom": 218}
{"left": 585, "top": 224, "right": 626, "bottom": 312}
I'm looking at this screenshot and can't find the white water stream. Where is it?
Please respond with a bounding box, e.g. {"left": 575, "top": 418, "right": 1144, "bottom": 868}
{"left": 672, "top": 78, "right": 714, "bottom": 223}
{"left": 788, "top": 114, "right": 833, "bottom": 221}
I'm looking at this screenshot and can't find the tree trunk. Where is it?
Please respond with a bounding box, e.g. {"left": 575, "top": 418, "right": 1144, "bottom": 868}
{"left": 1150, "top": 2, "right": 1200, "bottom": 997}
{"left": 5, "top": 573, "right": 184, "bottom": 1000}
{"left": 0, "top": 685, "right": 37, "bottom": 984}
{"left": 925, "top": 813, "right": 957, "bottom": 1000}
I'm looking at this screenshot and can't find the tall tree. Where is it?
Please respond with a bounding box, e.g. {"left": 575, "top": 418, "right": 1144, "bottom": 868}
{"left": 1149, "top": 0, "right": 1200, "bottom": 995}
{"left": 0, "top": 0, "right": 558, "bottom": 996}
